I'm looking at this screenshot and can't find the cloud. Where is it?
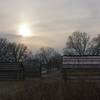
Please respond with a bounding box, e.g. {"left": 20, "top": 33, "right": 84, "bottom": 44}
{"left": 0, "top": 0, "right": 100, "bottom": 52}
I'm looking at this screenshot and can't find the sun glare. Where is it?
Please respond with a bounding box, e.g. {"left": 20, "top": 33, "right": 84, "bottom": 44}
{"left": 18, "top": 24, "right": 32, "bottom": 37}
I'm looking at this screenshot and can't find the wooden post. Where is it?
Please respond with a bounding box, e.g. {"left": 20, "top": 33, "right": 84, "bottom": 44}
{"left": 21, "top": 63, "right": 24, "bottom": 80}
{"left": 40, "top": 63, "right": 42, "bottom": 78}
{"left": 17, "top": 70, "right": 20, "bottom": 80}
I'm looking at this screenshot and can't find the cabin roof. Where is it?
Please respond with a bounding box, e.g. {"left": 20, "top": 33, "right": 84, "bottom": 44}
{"left": 63, "top": 55, "right": 100, "bottom": 59}
{"left": 63, "top": 55, "right": 100, "bottom": 57}
{"left": 63, "top": 55, "right": 100, "bottom": 67}
{"left": 0, "top": 63, "right": 23, "bottom": 71}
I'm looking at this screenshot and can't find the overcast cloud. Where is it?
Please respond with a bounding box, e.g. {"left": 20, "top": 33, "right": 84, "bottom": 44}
{"left": 0, "top": 0, "right": 100, "bottom": 52}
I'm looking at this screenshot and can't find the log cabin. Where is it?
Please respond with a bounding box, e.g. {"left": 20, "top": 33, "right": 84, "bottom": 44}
{"left": 0, "top": 63, "right": 24, "bottom": 80}
{"left": 62, "top": 55, "right": 100, "bottom": 80}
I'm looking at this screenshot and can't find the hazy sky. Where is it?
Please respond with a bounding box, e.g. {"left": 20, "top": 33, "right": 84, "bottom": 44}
{"left": 0, "top": 0, "right": 100, "bottom": 52}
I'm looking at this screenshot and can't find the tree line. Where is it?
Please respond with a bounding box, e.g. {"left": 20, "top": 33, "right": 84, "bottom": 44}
{"left": 0, "top": 31, "right": 100, "bottom": 72}
{"left": 0, "top": 38, "right": 62, "bottom": 72}
{"left": 64, "top": 31, "right": 100, "bottom": 55}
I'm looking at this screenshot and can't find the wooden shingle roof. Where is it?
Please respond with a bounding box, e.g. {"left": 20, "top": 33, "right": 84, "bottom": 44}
{"left": 63, "top": 55, "right": 100, "bottom": 68}
{"left": 0, "top": 63, "right": 23, "bottom": 71}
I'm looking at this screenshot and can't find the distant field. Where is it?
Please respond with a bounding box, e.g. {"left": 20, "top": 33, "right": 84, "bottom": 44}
{"left": 0, "top": 78, "right": 100, "bottom": 100}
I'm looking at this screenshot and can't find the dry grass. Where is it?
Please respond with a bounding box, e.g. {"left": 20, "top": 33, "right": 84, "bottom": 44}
{"left": 0, "top": 78, "right": 100, "bottom": 100}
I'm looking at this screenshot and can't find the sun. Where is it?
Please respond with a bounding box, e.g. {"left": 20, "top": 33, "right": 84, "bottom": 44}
{"left": 18, "top": 23, "right": 32, "bottom": 37}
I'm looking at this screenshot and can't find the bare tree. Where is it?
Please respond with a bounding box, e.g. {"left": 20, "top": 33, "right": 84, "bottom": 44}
{"left": 0, "top": 38, "right": 8, "bottom": 62}
{"left": 91, "top": 34, "right": 100, "bottom": 55}
{"left": 35, "top": 47, "right": 61, "bottom": 73}
{"left": 0, "top": 38, "right": 30, "bottom": 62}
{"left": 6, "top": 43, "right": 30, "bottom": 62}
{"left": 63, "top": 31, "right": 91, "bottom": 55}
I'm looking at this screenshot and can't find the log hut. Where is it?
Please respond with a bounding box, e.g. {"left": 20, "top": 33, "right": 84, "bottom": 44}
{"left": 0, "top": 63, "right": 24, "bottom": 80}
{"left": 62, "top": 55, "right": 100, "bottom": 80}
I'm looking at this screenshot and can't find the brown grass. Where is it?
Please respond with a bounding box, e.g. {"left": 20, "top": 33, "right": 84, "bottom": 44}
{"left": 0, "top": 78, "right": 100, "bottom": 100}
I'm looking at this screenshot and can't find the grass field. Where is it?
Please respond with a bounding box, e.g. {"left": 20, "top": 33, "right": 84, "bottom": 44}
{"left": 0, "top": 77, "right": 100, "bottom": 100}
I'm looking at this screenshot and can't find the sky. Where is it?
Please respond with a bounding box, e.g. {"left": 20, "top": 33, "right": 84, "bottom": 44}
{"left": 0, "top": 0, "right": 100, "bottom": 52}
